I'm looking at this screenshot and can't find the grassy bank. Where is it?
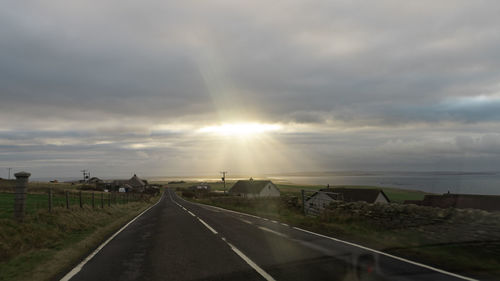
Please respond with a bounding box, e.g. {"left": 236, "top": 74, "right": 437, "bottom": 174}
{"left": 0, "top": 194, "right": 160, "bottom": 281}
{"left": 183, "top": 195, "right": 499, "bottom": 280}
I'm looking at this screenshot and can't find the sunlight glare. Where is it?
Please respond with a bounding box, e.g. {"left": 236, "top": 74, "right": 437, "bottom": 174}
{"left": 198, "top": 123, "right": 282, "bottom": 137}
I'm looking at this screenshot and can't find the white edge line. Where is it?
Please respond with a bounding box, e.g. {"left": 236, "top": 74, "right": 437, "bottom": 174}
{"left": 60, "top": 191, "right": 164, "bottom": 281}
{"left": 187, "top": 211, "right": 196, "bottom": 217}
{"left": 174, "top": 193, "right": 477, "bottom": 281}
{"left": 292, "top": 227, "right": 478, "bottom": 281}
{"left": 225, "top": 241, "right": 276, "bottom": 281}
{"left": 197, "top": 217, "right": 218, "bottom": 234}
{"left": 258, "top": 226, "right": 289, "bottom": 239}
{"left": 240, "top": 219, "right": 254, "bottom": 225}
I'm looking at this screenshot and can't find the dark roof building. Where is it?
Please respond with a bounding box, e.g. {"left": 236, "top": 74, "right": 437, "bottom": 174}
{"left": 405, "top": 193, "right": 500, "bottom": 212}
{"left": 323, "top": 188, "right": 390, "bottom": 204}
{"left": 304, "top": 188, "right": 389, "bottom": 216}
{"left": 112, "top": 174, "right": 148, "bottom": 192}
{"left": 128, "top": 174, "right": 147, "bottom": 188}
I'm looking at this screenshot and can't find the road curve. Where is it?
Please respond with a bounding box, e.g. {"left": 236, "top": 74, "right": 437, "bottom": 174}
{"left": 62, "top": 189, "right": 478, "bottom": 281}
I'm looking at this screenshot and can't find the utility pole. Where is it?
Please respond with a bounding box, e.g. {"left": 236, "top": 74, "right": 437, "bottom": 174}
{"left": 220, "top": 171, "right": 227, "bottom": 194}
{"left": 80, "top": 169, "right": 89, "bottom": 183}
{"left": 7, "top": 168, "right": 12, "bottom": 180}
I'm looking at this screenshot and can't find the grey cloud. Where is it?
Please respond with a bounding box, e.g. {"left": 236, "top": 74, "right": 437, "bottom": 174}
{"left": 2, "top": 0, "right": 500, "bottom": 177}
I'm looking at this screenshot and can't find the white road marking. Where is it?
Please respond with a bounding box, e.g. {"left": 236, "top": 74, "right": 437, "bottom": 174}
{"left": 292, "top": 227, "right": 478, "bottom": 281}
{"left": 239, "top": 219, "right": 253, "bottom": 225}
{"left": 197, "top": 217, "right": 218, "bottom": 234}
{"left": 187, "top": 211, "right": 196, "bottom": 217}
{"left": 60, "top": 191, "right": 164, "bottom": 281}
{"left": 174, "top": 195, "right": 263, "bottom": 219}
{"left": 224, "top": 240, "right": 276, "bottom": 281}
{"left": 258, "top": 226, "right": 289, "bottom": 239}
{"left": 271, "top": 220, "right": 278, "bottom": 224}
{"left": 281, "top": 223, "right": 289, "bottom": 227}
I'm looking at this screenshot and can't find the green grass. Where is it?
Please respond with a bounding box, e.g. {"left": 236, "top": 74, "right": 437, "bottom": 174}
{"left": 0, "top": 193, "right": 160, "bottom": 281}
{"left": 0, "top": 192, "right": 144, "bottom": 219}
{"left": 0, "top": 180, "right": 85, "bottom": 193}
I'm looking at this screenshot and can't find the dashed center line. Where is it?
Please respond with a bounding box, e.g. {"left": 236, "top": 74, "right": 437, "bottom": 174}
{"left": 223, "top": 239, "right": 276, "bottom": 281}
{"left": 197, "top": 218, "right": 218, "bottom": 234}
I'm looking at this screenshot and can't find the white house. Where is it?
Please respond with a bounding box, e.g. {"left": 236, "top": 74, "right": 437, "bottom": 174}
{"left": 305, "top": 188, "right": 390, "bottom": 215}
{"left": 228, "top": 179, "right": 280, "bottom": 198}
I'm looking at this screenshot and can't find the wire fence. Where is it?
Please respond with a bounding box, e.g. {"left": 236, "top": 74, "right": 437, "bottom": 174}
{"left": 301, "top": 189, "right": 344, "bottom": 216}
{"left": 0, "top": 189, "right": 151, "bottom": 219}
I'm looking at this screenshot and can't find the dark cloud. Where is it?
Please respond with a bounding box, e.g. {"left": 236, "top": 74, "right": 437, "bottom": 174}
{"left": 1, "top": 0, "right": 500, "bottom": 177}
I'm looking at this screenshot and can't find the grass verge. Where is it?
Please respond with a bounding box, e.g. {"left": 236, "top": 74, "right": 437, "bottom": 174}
{"left": 0, "top": 194, "right": 160, "bottom": 281}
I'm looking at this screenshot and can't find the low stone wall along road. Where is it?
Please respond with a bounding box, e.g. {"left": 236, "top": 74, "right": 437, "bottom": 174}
{"left": 61, "top": 189, "right": 478, "bottom": 281}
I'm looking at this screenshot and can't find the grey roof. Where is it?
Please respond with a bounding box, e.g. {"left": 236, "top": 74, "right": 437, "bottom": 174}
{"left": 128, "top": 174, "right": 146, "bottom": 187}
{"left": 318, "top": 188, "right": 390, "bottom": 203}
{"left": 229, "top": 180, "right": 275, "bottom": 194}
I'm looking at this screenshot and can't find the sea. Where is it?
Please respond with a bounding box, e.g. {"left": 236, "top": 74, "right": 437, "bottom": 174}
{"left": 267, "top": 172, "right": 500, "bottom": 195}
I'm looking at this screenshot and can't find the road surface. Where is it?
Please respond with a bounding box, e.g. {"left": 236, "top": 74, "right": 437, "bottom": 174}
{"left": 63, "top": 189, "right": 477, "bottom": 281}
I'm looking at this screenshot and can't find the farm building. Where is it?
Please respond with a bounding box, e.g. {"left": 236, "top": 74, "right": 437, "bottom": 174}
{"left": 188, "top": 183, "right": 211, "bottom": 192}
{"left": 112, "top": 174, "right": 148, "bottom": 192}
{"left": 305, "top": 188, "right": 390, "bottom": 215}
{"left": 228, "top": 179, "right": 280, "bottom": 198}
{"left": 88, "top": 177, "right": 103, "bottom": 184}
{"left": 405, "top": 193, "right": 500, "bottom": 212}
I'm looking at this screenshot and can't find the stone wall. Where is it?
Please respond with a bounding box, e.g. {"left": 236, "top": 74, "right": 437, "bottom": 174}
{"left": 321, "top": 201, "right": 500, "bottom": 242}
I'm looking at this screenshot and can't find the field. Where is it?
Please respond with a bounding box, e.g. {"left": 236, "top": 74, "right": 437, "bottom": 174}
{"left": 0, "top": 191, "right": 142, "bottom": 219}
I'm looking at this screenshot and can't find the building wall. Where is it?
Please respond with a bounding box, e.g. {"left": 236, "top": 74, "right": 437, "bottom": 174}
{"left": 258, "top": 183, "right": 280, "bottom": 197}
{"left": 305, "top": 192, "right": 333, "bottom": 215}
{"left": 375, "top": 193, "right": 389, "bottom": 204}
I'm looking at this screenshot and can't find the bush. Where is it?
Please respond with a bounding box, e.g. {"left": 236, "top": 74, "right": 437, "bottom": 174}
{"left": 182, "top": 190, "right": 195, "bottom": 198}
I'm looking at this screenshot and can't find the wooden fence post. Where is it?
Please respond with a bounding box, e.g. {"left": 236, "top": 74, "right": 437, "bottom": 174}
{"left": 79, "top": 191, "right": 83, "bottom": 208}
{"left": 101, "top": 193, "right": 104, "bottom": 208}
{"left": 301, "top": 189, "right": 306, "bottom": 215}
{"left": 65, "top": 191, "right": 69, "bottom": 209}
{"left": 126, "top": 193, "right": 129, "bottom": 204}
{"left": 108, "top": 193, "right": 111, "bottom": 207}
{"left": 92, "top": 193, "right": 95, "bottom": 209}
{"left": 13, "top": 172, "right": 30, "bottom": 222}
{"left": 49, "top": 188, "right": 53, "bottom": 212}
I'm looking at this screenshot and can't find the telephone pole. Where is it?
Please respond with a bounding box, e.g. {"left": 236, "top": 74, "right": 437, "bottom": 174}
{"left": 220, "top": 171, "right": 227, "bottom": 194}
{"left": 80, "top": 169, "right": 89, "bottom": 183}
{"left": 7, "top": 168, "right": 12, "bottom": 180}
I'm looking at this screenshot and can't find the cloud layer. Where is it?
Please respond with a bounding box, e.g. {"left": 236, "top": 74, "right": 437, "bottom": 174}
{"left": 1, "top": 0, "right": 500, "bottom": 178}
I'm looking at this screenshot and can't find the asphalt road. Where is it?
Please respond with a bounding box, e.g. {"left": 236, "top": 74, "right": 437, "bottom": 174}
{"left": 63, "top": 189, "right": 478, "bottom": 281}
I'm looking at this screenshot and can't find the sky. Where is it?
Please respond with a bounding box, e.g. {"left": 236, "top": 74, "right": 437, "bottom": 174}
{"left": 1, "top": 0, "right": 500, "bottom": 180}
